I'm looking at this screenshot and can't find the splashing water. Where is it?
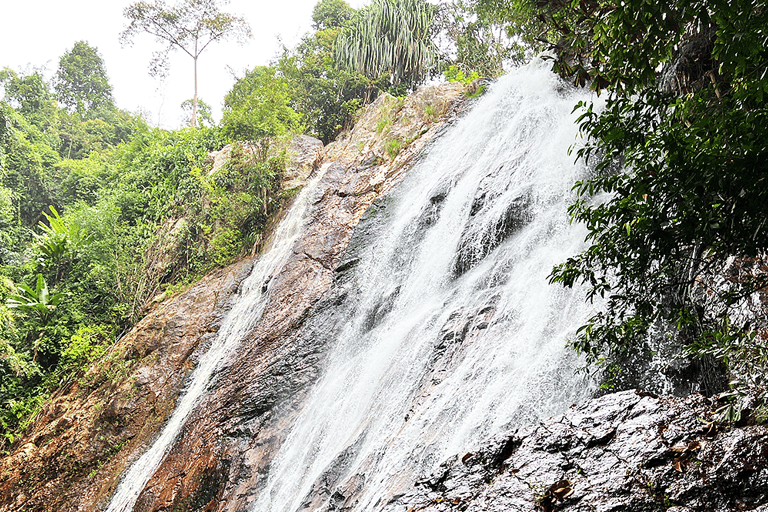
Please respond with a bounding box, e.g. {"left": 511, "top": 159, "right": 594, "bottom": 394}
{"left": 249, "top": 58, "right": 601, "bottom": 512}
{"left": 104, "top": 166, "right": 330, "bottom": 512}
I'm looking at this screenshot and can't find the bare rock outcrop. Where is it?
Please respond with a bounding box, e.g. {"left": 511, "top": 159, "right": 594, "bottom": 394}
{"left": 283, "top": 135, "right": 324, "bottom": 190}
{"left": 206, "top": 135, "right": 323, "bottom": 191}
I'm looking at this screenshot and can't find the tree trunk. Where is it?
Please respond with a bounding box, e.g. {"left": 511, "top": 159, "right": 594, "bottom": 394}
{"left": 192, "top": 55, "right": 199, "bottom": 128}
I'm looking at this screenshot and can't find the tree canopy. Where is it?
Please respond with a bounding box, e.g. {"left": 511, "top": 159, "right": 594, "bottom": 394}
{"left": 54, "top": 41, "right": 115, "bottom": 118}
{"left": 222, "top": 66, "right": 300, "bottom": 157}
{"left": 334, "top": 0, "right": 438, "bottom": 92}
{"left": 312, "top": 0, "right": 354, "bottom": 30}
{"left": 276, "top": 10, "right": 381, "bottom": 143}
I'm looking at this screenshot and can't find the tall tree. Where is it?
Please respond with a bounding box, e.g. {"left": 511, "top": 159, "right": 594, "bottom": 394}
{"left": 180, "top": 97, "right": 214, "bottom": 127}
{"left": 334, "top": 0, "right": 438, "bottom": 91}
{"left": 54, "top": 41, "right": 115, "bottom": 118}
{"left": 0, "top": 68, "right": 59, "bottom": 136}
{"left": 120, "top": 0, "right": 251, "bottom": 127}
{"left": 312, "top": 0, "right": 354, "bottom": 30}
{"left": 434, "top": 0, "right": 526, "bottom": 78}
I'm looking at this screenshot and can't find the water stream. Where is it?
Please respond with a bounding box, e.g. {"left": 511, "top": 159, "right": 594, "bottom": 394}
{"left": 104, "top": 165, "right": 330, "bottom": 512}
{"left": 250, "top": 59, "right": 600, "bottom": 512}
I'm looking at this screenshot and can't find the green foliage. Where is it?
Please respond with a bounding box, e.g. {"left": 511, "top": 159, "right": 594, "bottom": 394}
{"left": 54, "top": 41, "right": 115, "bottom": 117}
{"left": 0, "top": 67, "right": 146, "bottom": 234}
{"left": 222, "top": 66, "right": 300, "bottom": 155}
{"left": 114, "top": 126, "right": 225, "bottom": 221}
{"left": 53, "top": 150, "right": 115, "bottom": 206}
{"left": 60, "top": 324, "right": 111, "bottom": 373}
{"left": 312, "top": 0, "right": 354, "bottom": 30}
{"left": 443, "top": 64, "right": 480, "bottom": 85}
{"left": 36, "top": 207, "right": 70, "bottom": 271}
{"left": 6, "top": 274, "right": 65, "bottom": 325}
{"left": 334, "top": 0, "right": 438, "bottom": 90}
{"left": 57, "top": 112, "right": 146, "bottom": 160}
{"left": 435, "top": 0, "right": 526, "bottom": 78}
{"left": 0, "top": 188, "right": 12, "bottom": 223}
{"left": 386, "top": 138, "right": 403, "bottom": 158}
{"left": 423, "top": 104, "right": 438, "bottom": 120}
{"left": 0, "top": 102, "right": 9, "bottom": 172}
{"left": 181, "top": 98, "right": 214, "bottom": 127}
{"left": 276, "top": 17, "right": 381, "bottom": 143}
{"left": 0, "top": 106, "right": 61, "bottom": 226}
{"left": 542, "top": 0, "right": 768, "bottom": 392}
{"left": 0, "top": 68, "right": 59, "bottom": 136}
{"left": 188, "top": 142, "right": 283, "bottom": 270}
{"left": 35, "top": 205, "right": 92, "bottom": 283}
{"left": 0, "top": 39, "right": 284, "bottom": 449}
{"left": 0, "top": 385, "right": 46, "bottom": 448}
{"left": 484, "top": 1, "right": 582, "bottom": 46}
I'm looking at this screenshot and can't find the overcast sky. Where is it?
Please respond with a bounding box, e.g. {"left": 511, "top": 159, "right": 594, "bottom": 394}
{"left": 0, "top": 0, "right": 366, "bottom": 128}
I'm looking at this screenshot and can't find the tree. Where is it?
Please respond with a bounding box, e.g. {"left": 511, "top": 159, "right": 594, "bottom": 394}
{"left": 535, "top": 0, "right": 768, "bottom": 395}
{"left": 0, "top": 97, "right": 61, "bottom": 226}
{"left": 221, "top": 66, "right": 300, "bottom": 158}
{"left": 334, "top": 0, "right": 438, "bottom": 92}
{"left": 0, "top": 102, "right": 8, "bottom": 172}
{"left": 472, "top": 0, "right": 567, "bottom": 51}
{"left": 434, "top": 0, "right": 526, "bottom": 79}
{"left": 54, "top": 41, "right": 115, "bottom": 118}
{"left": 276, "top": 4, "right": 380, "bottom": 143}
{"left": 0, "top": 185, "right": 14, "bottom": 259}
{"left": 121, "top": 0, "right": 251, "bottom": 127}
{"left": 312, "top": 0, "right": 354, "bottom": 30}
{"left": 0, "top": 68, "right": 59, "bottom": 136}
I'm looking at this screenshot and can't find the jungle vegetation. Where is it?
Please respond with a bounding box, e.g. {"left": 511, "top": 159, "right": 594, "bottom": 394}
{"left": 2, "top": 0, "right": 767, "bottom": 451}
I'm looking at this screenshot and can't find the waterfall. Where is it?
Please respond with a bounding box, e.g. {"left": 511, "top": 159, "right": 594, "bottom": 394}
{"left": 250, "top": 58, "right": 600, "bottom": 512}
{"left": 104, "top": 166, "right": 330, "bottom": 512}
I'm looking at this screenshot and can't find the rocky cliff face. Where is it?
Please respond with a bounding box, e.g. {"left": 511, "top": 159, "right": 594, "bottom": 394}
{"left": 0, "top": 82, "right": 467, "bottom": 512}
{"left": 126, "top": 81, "right": 468, "bottom": 512}
{"left": 396, "top": 390, "right": 768, "bottom": 512}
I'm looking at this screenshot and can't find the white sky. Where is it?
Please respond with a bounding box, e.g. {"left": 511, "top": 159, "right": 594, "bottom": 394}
{"left": 0, "top": 0, "right": 366, "bottom": 128}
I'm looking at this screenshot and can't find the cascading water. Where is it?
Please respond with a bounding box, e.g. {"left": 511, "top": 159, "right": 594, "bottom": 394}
{"left": 104, "top": 166, "right": 330, "bottom": 512}
{"left": 250, "top": 58, "right": 601, "bottom": 512}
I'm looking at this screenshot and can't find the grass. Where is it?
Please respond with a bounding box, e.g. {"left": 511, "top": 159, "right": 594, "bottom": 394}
{"left": 387, "top": 139, "right": 403, "bottom": 159}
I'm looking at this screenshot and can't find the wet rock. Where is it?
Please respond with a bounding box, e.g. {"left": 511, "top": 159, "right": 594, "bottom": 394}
{"left": 453, "top": 169, "right": 533, "bottom": 277}
{"left": 392, "top": 390, "right": 768, "bottom": 512}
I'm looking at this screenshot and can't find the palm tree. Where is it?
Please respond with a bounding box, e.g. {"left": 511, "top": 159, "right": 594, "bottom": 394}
{"left": 334, "top": 0, "right": 437, "bottom": 90}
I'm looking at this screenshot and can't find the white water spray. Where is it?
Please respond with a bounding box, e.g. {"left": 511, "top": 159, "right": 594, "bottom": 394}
{"left": 250, "top": 59, "right": 600, "bottom": 512}
{"left": 104, "top": 165, "right": 330, "bottom": 512}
